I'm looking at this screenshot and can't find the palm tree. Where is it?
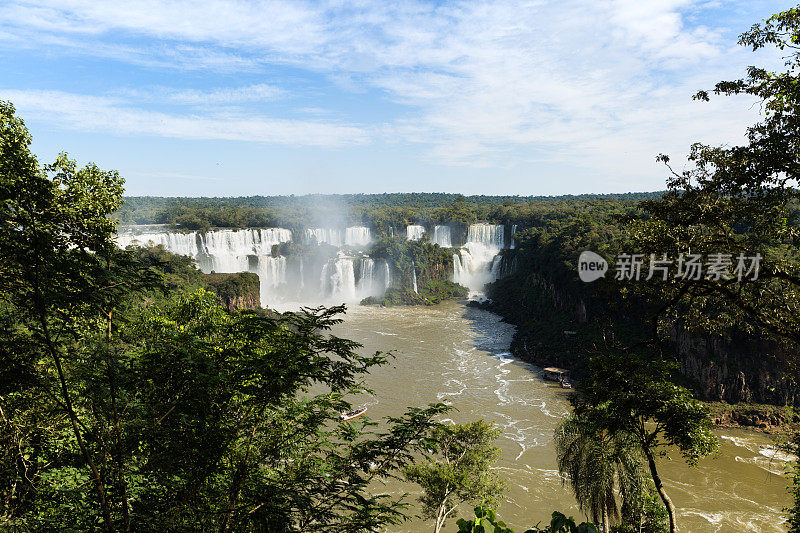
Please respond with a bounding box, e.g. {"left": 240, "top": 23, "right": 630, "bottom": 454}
{"left": 554, "top": 413, "right": 644, "bottom": 533}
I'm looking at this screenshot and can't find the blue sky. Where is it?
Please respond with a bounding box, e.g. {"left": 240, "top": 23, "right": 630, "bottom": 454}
{"left": 0, "top": 0, "right": 790, "bottom": 196}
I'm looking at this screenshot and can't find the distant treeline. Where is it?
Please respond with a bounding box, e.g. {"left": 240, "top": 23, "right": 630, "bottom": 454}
{"left": 115, "top": 192, "right": 665, "bottom": 233}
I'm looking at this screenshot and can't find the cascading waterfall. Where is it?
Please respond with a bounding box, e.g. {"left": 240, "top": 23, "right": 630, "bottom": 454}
{"left": 433, "top": 225, "right": 452, "bottom": 248}
{"left": 406, "top": 225, "right": 425, "bottom": 241}
{"left": 320, "top": 256, "right": 357, "bottom": 301}
{"left": 467, "top": 223, "right": 504, "bottom": 247}
{"left": 357, "top": 258, "right": 375, "bottom": 295}
{"left": 510, "top": 224, "right": 518, "bottom": 249}
{"left": 117, "top": 226, "right": 391, "bottom": 306}
{"left": 453, "top": 223, "right": 506, "bottom": 296}
{"left": 306, "top": 228, "right": 343, "bottom": 246}
{"left": 411, "top": 260, "right": 418, "bottom": 294}
{"left": 345, "top": 226, "right": 372, "bottom": 247}
{"left": 116, "top": 231, "right": 202, "bottom": 257}
{"left": 116, "top": 221, "right": 506, "bottom": 306}
{"left": 256, "top": 256, "right": 288, "bottom": 304}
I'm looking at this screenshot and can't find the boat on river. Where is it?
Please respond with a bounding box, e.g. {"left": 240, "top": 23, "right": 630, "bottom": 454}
{"left": 542, "top": 367, "right": 569, "bottom": 382}
{"left": 340, "top": 408, "right": 367, "bottom": 421}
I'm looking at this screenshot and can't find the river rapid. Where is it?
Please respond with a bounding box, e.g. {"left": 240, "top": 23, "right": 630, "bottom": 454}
{"left": 328, "top": 301, "right": 792, "bottom": 533}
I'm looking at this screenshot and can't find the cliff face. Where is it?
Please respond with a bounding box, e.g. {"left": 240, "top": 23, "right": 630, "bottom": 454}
{"left": 202, "top": 272, "right": 261, "bottom": 311}
{"left": 490, "top": 268, "right": 798, "bottom": 407}
{"left": 667, "top": 325, "right": 796, "bottom": 405}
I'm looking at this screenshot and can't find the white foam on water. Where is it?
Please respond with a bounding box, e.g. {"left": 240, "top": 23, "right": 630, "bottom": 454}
{"left": 760, "top": 446, "right": 796, "bottom": 463}
{"left": 735, "top": 455, "right": 789, "bottom": 476}
{"left": 682, "top": 509, "right": 787, "bottom": 532}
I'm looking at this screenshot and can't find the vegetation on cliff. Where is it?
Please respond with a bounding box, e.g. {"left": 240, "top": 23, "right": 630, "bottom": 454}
{"left": 363, "top": 237, "right": 468, "bottom": 305}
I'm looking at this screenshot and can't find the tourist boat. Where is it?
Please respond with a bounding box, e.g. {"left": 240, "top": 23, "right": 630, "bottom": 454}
{"left": 340, "top": 408, "right": 367, "bottom": 421}
{"left": 542, "top": 367, "right": 569, "bottom": 382}
{"left": 560, "top": 379, "right": 572, "bottom": 389}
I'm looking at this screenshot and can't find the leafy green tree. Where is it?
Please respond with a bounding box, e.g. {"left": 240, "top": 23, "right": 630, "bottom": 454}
{"left": 404, "top": 420, "right": 505, "bottom": 533}
{"left": 576, "top": 354, "right": 717, "bottom": 533}
{"left": 0, "top": 99, "right": 150, "bottom": 532}
{"left": 0, "top": 100, "right": 454, "bottom": 532}
{"left": 541, "top": 512, "right": 598, "bottom": 533}
{"left": 622, "top": 7, "right": 800, "bottom": 528}
{"left": 123, "top": 292, "right": 450, "bottom": 532}
{"left": 625, "top": 5, "right": 800, "bottom": 356}
{"left": 554, "top": 413, "right": 643, "bottom": 533}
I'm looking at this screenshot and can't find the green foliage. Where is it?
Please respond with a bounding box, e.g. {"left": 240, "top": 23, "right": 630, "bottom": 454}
{"left": 0, "top": 100, "right": 459, "bottom": 532}
{"left": 554, "top": 413, "right": 644, "bottom": 532}
{"left": 361, "top": 281, "right": 468, "bottom": 307}
{"left": 615, "top": 481, "right": 669, "bottom": 533}
{"left": 456, "top": 506, "right": 514, "bottom": 533}
{"left": 361, "top": 237, "right": 468, "bottom": 306}
{"left": 541, "top": 511, "right": 599, "bottom": 533}
{"left": 574, "top": 353, "right": 717, "bottom": 533}
{"left": 404, "top": 421, "right": 505, "bottom": 533}
{"left": 202, "top": 271, "right": 261, "bottom": 308}
{"left": 628, "top": 5, "right": 800, "bottom": 347}
{"left": 115, "top": 192, "right": 664, "bottom": 237}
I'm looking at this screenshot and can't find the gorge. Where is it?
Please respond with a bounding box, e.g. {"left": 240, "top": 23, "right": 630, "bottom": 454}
{"left": 114, "top": 216, "right": 794, "bottom": 532}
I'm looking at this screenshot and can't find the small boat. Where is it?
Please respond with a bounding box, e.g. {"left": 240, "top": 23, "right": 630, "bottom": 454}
{"left": 560, "top": 379, "right": 572, "bottom": 389}
{"left": 340, "top": 408, "right": 367, "bottom": 421}
{"left": 543, "top": 367, "right": 569, "bottom": 382}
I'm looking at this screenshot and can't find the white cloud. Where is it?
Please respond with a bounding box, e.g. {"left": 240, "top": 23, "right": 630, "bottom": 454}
{"left": 0, "top": 0, "right": 784, "bottom": 188}
{"left": 119, "top": 84, "right": 284, "bottom": 105}
{"left": 2, "top": 90, "right": 369, "bottom": 147}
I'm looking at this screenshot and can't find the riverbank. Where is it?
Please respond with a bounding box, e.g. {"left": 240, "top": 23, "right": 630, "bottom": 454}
{"left": 707, "top": 401, "right": 799, "bottom": 438}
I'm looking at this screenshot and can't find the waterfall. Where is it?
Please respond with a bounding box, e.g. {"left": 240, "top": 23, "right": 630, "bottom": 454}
{"left": 298, "top": 257, "right": 305, "bottom": 289}
{"left": 115, "top": 225, "right": 385, "bottom": 306}
{"left": 453, "top": 253, "right": 463, "bottom": 281}
{"left": 357, "top": 258, "right": 375, "bottom": 296}
{"left": 411, "top": 260, "right": 418, "bottom": 294}
{"left": 433, "top": 225, "right": 452, "bottom": 248}
{"left": 452, "top": 224, "right": 506, "bottom": 296}
{"left": 406, "top": 225, "right": 425, "bottom": 241}
{"left": 306, "top": 228, "right": 343, "bottom": 246}
{"left": 320, "top": 256, "right": 357, "bottom": 301}
{"left": 116, "top": 228, "right": 291, "bottom": 270}
{"left": 345, "top": 226, "right": 372, "bottom": 247}
{"left": 510, "top": 224, "right": 518, "bottom": 249}
{"left": 467, "top": 223, "right": 504, "bottom": 247}
{"left": 116, "top": 231, "right": 202, "bottom": 257}
{"left": 256, "top": 256, "right": 287, "bottom": 304}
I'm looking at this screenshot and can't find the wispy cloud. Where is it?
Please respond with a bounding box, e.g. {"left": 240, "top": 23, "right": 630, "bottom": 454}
{"left": 2, "top": 90, "right": 369, "bottom": 147}
{"left": 118, "top": 84, "right": 284, "bottom": 105}
{"left": 0, "top": 0, "right": 784, "bottom": 188}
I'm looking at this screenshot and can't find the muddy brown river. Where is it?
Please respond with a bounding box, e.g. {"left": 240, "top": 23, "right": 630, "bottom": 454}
{"left": 326, "top": 301, "right": 792, "bottom": 532}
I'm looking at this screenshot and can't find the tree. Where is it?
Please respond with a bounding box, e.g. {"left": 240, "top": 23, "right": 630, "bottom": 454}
{"left": 404, "top": 420, "right": 505, "bottom": 533}
{"left": 626, "top": 5, "right": 800, "bottom": 351}
{"left": 0, "top": 100, "right": 454, "bottom": 531}
{"left": 622, "top": 7, "right": 800, "bottom": 527}
{"left": 0, "top": 99, "right": 146, "bottom": 532}
{"left": 554, "top": 413, "right": 643, "bottom": 533}
{"left": 576, "top": 353, "right": 717, "bottom": 533}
